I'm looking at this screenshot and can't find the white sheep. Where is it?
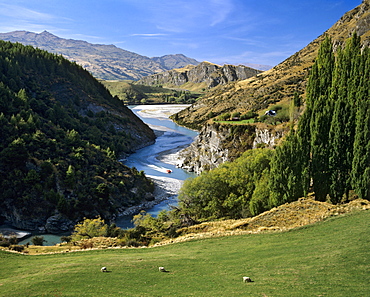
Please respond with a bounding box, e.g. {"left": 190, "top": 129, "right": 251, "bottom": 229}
{"left": 158, "top": 267, "right": 166, "bottom": 272}
{"left": 243, "top": 276, "right": 252, "bottom": 283}
{"left": 101, "top": 267, "right": 107, "bottom": 272}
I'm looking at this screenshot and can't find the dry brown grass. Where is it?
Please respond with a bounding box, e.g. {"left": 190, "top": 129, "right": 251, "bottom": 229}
{"left": 157, "top": 198, "right": 370, "bottom": 246}
{"left": 10, "top": 198, "right": 370, "bottom": 254}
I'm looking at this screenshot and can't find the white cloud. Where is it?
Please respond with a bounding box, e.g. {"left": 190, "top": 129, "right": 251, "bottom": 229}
{"left": 209, "top": 0, "right": 234, "bottom": 26}
{"left": 130, "top": 33, "right": 168, "bottom": 37}
{"left": 0, "top": 3, "right": 55, "bottom": 21}
{"left": 0, "top": 3, "right": 74, "bottom": 35}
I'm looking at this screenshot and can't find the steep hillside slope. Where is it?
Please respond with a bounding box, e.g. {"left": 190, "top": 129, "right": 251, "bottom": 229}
{"left": 151, "top": 54, "right": 199, "bottom": 70}
{"left": 0, "top": 41, "right": 156, "bottom": 232}
{"left": 174, "top": 0, "right": 370, "bottom": 129}
{"left": 137, "top": 61, "right": 262, "bottom": 91}
{"left": 0, "top": 31, "right": 198, "bottom": 80}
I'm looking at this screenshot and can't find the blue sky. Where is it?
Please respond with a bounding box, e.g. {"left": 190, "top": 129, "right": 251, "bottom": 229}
{"left": 0, "top": 0, "right": 362, "bottom": 67}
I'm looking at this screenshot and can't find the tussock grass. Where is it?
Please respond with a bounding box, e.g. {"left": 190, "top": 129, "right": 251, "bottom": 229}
{"left": 168, "top": 198, "right": 370, "bottom": 244}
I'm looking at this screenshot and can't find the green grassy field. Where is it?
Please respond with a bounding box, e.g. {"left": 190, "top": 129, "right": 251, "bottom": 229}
{"left": 1, "top": 211, "right": 369, "bottom": 296}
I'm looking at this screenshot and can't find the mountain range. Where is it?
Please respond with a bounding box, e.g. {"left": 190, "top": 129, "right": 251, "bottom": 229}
{"left": 0, "top": 31, "right": 199, "bottom": 80}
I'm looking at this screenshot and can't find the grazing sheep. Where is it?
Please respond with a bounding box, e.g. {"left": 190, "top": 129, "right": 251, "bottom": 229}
{"left": 158, "top": 267, "right": 166, "bottom": 272}
{"left": 101, "top": 267, "right": 107, "bottom": 272}
{"left": 243, "top": 276, "right": 252, "bottom": 283}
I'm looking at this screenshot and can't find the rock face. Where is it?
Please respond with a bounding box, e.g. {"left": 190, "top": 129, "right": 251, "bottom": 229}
{"left": 177, "top": 123, "right": 287, "bottom": 174}
{"left": 45, "top": 214, "right": 74, "bottom": 233}
{"left": 137, "top": 62, "right": 262, "bottom": 89}
{"left": 177, "top": 124, "right": 232, "bottom": 174}
{"left": 252, "top": 128, "right": 284, "bottom": 149}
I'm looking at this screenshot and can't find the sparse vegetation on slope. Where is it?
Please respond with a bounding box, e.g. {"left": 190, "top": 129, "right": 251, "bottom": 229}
{"left": 174, "top": 1, "right": 370, "bottom": 130}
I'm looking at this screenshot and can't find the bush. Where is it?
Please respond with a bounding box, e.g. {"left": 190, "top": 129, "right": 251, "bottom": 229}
{"left": 217, "top": 113, "right": 231, "bottom": 121}
{"left": 125, "top": 239, "right": 141, "bottom": 247}
{"left": 31, "top": 236, "right": 45, "bottom": 246}
{"left": 79, "top": 240, "right": 94, "bottom": 249}
{"left": 241, "top": 111, "right": 258, "bottom": 120}
{"left": 8, "top": 235, "right": 18, "bottom": 245}
{"left": 71, "top": 217, "right": 108, "bottom": 241}
{"left": 60, "top": 235, "right": 72, "bottom": 243}
{"left": 9, "top": 245, "right": 25, "bottom": 252}
{"left": 0, "top": 240, "right": 10, "bottom": 247}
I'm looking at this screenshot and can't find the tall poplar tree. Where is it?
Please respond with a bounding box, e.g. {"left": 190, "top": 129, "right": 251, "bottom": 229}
{"left": 351, "top": 47, "right": 370, "bottom": 200}
{"left": 269, "top": 130, "right": 306, "bottom": 206}
{"left": 328, "top": 34, "right": 361, "bottom": 202}
{"left": 307, "top": 36, "right": 335, "bottom": 201}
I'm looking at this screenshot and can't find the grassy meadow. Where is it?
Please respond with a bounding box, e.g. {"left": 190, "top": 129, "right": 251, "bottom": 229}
{"left": 0, "top": 210, "right": 369, "bottom": 296}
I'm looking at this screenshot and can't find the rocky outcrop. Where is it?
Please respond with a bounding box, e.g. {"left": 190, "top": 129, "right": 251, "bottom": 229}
{"left": 252, "top": 128, "right": 284, "bottom": 149}
{"left": 177, "top": 123, "right": 287, "bottom": 174}
{"left": 137, "top": 62, "right": 262, "bottom": 89}
{"left": 177, "top": 123, "right": 232, "bottom": 174}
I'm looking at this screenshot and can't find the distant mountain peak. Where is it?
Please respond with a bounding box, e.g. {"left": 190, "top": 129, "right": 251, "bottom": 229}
{"left": 0, "top": 30, "right": 199, "bottom": 80}
{"left": 151, "top": 54, "right": 199, "bottom": 70}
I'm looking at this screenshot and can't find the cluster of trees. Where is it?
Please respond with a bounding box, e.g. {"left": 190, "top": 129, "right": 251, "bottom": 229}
{"left": 159, "top": 90, "right": 199, "bottom": 104}
{"left": 0, "top": 41, "right": 154, "bottom": 227}
{"left": 175, "top": 34, "right": 369, "bottom": 222}
{"left": 270, "top": 34, "right": 369, "bottom": 205}
{"left": 179, "top": 149, "right": 273, "bottom": 219}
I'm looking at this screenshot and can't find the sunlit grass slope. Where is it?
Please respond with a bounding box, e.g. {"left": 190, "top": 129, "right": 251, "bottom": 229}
{"left": 1, "top": 211, "right": 369, "bottom": 296}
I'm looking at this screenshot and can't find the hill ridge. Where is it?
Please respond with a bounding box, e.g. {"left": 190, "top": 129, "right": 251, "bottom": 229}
{"left": 174, "top": 0, "right": 370, "bottom": 129}
{"left": 137, "top": 61, "right": 262, "bottom": 90}
{"left": 0, "top": 30, "right": 199, "bottom": 80}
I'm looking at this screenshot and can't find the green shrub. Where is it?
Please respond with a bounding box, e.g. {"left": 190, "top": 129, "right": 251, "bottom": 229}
{"left": 31, "top": 236, "right": 45, "bottom": 246}
{"left": 240, "top": 111, "right": 258, "bottom": 120}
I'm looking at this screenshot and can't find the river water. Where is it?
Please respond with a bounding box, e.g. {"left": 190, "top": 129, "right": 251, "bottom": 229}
{"left": 115, "top": 104, "right": 198, "bottom": 228}
{"left": 16, "top": 104, "right": 197, "bottom": 245}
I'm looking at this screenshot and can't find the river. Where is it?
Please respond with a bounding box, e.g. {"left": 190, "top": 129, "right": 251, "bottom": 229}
{"left": 16, "top": 104, "right": 197, "bottom": 245}
{"left": 115, "top": 104, "right": 198, "bottom": 228}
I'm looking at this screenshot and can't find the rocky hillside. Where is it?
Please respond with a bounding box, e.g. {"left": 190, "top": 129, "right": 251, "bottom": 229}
{"left": 169, "top": 0, "right": 370, "bottom": 174}
{"left": 137, "top": 61, "right": 262, "bottom": 91}
{"left": 176, "top": 123, "right": 286, "bottom": 174}
{"left": 174, "top": 0, "right": 370, "bottom": 130}
{"left": 151, "top": 54, "right": 199, "bottom": 70}
{"left": 0, "top": 31, "right": 198, "bottom": 80}
{"left": 0, "top": 41, "right": 156, "bottom": 232}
